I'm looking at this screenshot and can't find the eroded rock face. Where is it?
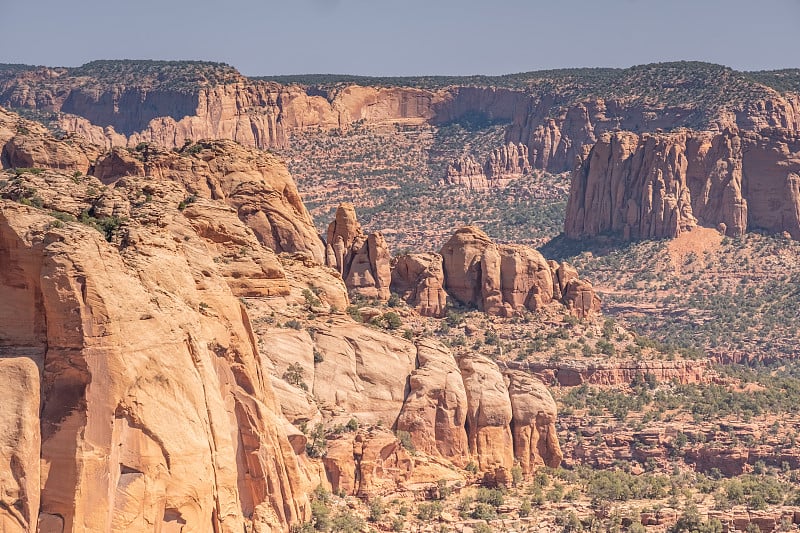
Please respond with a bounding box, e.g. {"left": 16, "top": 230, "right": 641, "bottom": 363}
{"left": 325, "top": 203, "right": 391, "bottom": 300}
{"left": 457, "top": 354, "right": 514, "bottom": 485}
{"left": 0, "top": 109, "right": 100, "bottom": 174}
{"left": 396, "top": 339, "right": 469, "bottom": 465}
{"left": 439, "top": 226, "right": 600, "bottom": 317}
{"left": 512, "top": 358, "right": 712, "bottom": 387}
{"left": 323, "top": 429, "right": 413, "bottom": 497}
{"left": 565, "top": 128, "right": 800, "bottom": 241}
{"left": 0, "top": 358, "right": 40, "bottom": 533}
{"left": 94, "top": 140, "right": 326, "bottom": 262}
{"left": 0, "top": 174, "right": 310, "bottom": 532}
{"left": 390, "top": 253, "right": 448, "bottom": 318}
{"left": 260, "top": 318, "right": 416, "bottom": 427}
{"left": 446, "top": 143, "right": 531, "bottom": 190}
{"left": 504, "top": 370, "right": 563, "bottom": 473}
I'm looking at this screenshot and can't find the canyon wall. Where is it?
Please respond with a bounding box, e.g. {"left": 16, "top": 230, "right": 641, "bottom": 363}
{"left": 4, "top": 66, "right": 800, "bottom": 174}
{"left": 565, "top": 128, "right": 800, "bottom": 240}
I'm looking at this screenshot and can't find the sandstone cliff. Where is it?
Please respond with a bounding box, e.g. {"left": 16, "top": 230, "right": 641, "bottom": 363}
{"left": 0, "top": 175, "right": 311, "bottom": 532}
{"left": 259, "top": 325, "right": 563, "bottom": 492}
{"left": 4, "top": 62, "right": 800, "bottom": 174}
{"left": 565, "top": 128, "right": 800, "bottom": 240}
{"left": 446, "top": 142, "right": 531, "bottom": 189}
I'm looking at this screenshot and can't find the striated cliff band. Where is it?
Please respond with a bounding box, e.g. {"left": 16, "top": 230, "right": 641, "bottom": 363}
{"left": 564, "top": 127, "right": 800, "bottom": 240}
{"left": 2, "top": 60, "right": 800, "bottom": 174}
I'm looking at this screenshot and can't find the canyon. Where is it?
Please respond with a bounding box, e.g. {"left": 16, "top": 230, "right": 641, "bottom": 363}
{"left": 3, "top": 61, "right": 800, "bottom": 176}
{"left": 4, "top": 61, "right": 800, "bottom": 244}
{"left": 2, "top": 59, "right": 800, "bottom": 533}
{"left": 0, "top": 106, "right": 593, "bottom": 532}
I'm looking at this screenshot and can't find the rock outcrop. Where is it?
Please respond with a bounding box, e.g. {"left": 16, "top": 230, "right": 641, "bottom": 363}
{"left": 94, "top": 141, "right": 327, "bottom": 262}
{"left": 258, "top": 323, "right": 564, "bottom": 487}
{"left": 396, "top": 339, "right": 469, "bottom": 464}
{"left": 326, "top": 203, "right": 391, "bottom": 300}
{"left": 565, "top": 128, "right": 800, "bottom": 241}
{"left": 0, "top": 358, "right": 40, "bottom": 533}
{"left": 390, "top": 253, "right": 448, "bottom": 317}
{"left": 446, "top": 143, "right": 531, "bottom": 189}
{"left": 0, "top": 109, "right": 100, "bottom": 173}
{"left": 439, "top": 226, "right": 600, "bottom": 317}
{"left": 446, "top": 154, "right": 486, "bottom": 189}
{"left": 0, "top": 185, "right": 311, "bottom": 532}
{"left": 457, "top": 354, "right": 515, "bottom": 485}
{"left": 323, "top": 429, "right": 414, "bottom": 497}
{"left": 511, "top": 358, "right": 712, "bottom": 387}
{"left": 504, "top": 370, "right": 563, "bottom": 473}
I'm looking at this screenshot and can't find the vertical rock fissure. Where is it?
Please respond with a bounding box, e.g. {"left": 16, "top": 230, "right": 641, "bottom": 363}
{"left": 184, "top": 334, "right": 225, "bottom": 531}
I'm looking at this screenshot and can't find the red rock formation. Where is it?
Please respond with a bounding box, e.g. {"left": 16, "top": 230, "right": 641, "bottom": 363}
{"left": 457, "top": 354, "right": 514, "bottom": 485}
{"left": 0, "top": 358, "right": 40, "bottom": 533}
{"left": 446, "top": 142, "right": 531, "bottom": 189}
{"left": 446, "top": 154, "right": 487, "bottom": 189}
{"left": 6, "top": 64, "right": 800, "bottom": 175}
{"left": 565, "top": 128, "right": 800, "bottom": 240}
{"left": 511, "top": 358, "right": 712, "bottom": 386}
{"left": 439, "top": 226, "right": 600, "bottom": 317}
{"left": 0, "top": 191, "right": 312, "bottom": 532}
{"left": 504, "top": 370, "right": 563, "bottom": 473}
{"left": 486, "top": 142, "right": 531, "bottom": 180}
{"left": 396, "top": 339, "right": 470, "bottom": 465}
{"left": 0, "top": 108, "right": 100, "bottom": 173}
{"left": 93, "top": 140, "right": 326, "bottom": 261}
{"left": 326, "top": 203, "right": 391, "bottom": 300}
{"left": 323, "top": 429, "right": 413, "bottom": 497}
{"left": 390, "top": 252, "right": 448, "bottom": 317}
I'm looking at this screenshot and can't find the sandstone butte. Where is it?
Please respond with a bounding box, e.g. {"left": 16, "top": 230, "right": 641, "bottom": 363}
{"left": 0, "top": 106, "right": 584, "bottom": 532}
{"left": 565, "top": 128, "right": 800, "bottom": 241}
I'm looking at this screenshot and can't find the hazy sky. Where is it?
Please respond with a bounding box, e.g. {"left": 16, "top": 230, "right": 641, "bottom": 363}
{"left": 1, "top": 0, "right": 798, "bottom": 76}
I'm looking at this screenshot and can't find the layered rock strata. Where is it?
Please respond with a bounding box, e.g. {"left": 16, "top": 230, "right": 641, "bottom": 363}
{"left": 565, "top": 128, "right": 800, "bottom": 240}
{"left": 5, "top": 64, "right": 800, "bottom": 175}
{"left": 446, "top": 142, "right": 531, "bottom": 189}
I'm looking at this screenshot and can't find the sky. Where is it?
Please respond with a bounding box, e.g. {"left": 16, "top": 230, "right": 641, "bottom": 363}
{"left": 1, "top": 0, "right": 798, "bottom": 77}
